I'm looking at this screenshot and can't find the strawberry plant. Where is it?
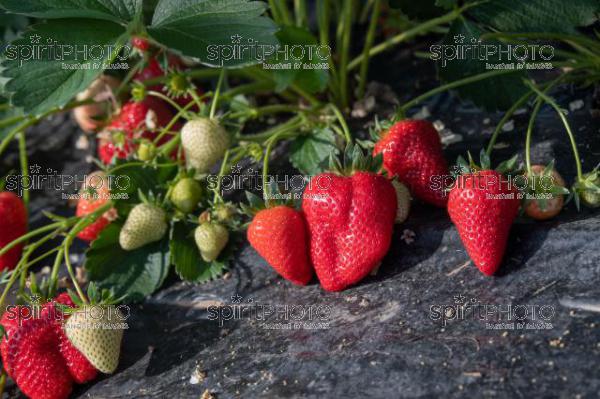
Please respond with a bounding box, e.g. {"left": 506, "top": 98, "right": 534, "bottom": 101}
{"left": 0, "top": 0, "right": 598, "bottom": 397}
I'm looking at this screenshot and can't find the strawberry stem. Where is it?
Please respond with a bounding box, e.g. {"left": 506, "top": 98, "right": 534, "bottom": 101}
{"left": 0, "top": 97, "right": 93, "bottom": 159}
{"left": 525, "top": 98, "right": 544, "bottom": 175}
{"left": 147, "top": 90, "right": 185, "bottom": 114}
{"left": 153, "top": 97, "right": 199, "bottom": 144}
{"left": 63, "top": 242, "right": 88, "bottom": 304}
{"left": 213, "top": 149, "right": 230, "bottom": 203}
{"left": 209, "top": 68, "right": 226, "bottom": 120}
{"left": 17, "top": 232, "right": 58, "bottom": 296}
{"left": 347, "top": 6, "right": 466, "bottom": 71}
{"left": 526, "top": 81, "right": 584, "bottom": 181}
{"left": 357, "top": 0, "right": 381, "bottom": 99}
{"left": 114, "top": 57, "right": 145, "bottom": 98}
{"left": 398, "top": 69, "right": 520, "bottom": 117}
{"left": 486, "top": 74, "right": 571, "bottom": 158}
{"left": 0, "top": 221, "right": 66, "bottom": 259}
{"left": 188, "top": 87, "right": 205, "bottom": 110}
{"left": 17, "top": 131, "right": 29, "bottom": 209}
{"left": 338, "top": 0, "right": 353, "bottom": 111}
{"left": 329, "top": 104, "right": 352, "bottom": 144}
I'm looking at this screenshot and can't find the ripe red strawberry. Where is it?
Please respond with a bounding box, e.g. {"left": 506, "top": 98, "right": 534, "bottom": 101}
{"left": 7, "top": 318, "right": 73, "bottom": 399}
{"left": 98, "top": 97, "right": 174, "bottom": 164}
{"left": 117, "top": 97, "right": 173, "bottom": 136}
{"left": 76, "top": 171, "right": 115, "bottom": 241}
{"left": 302, "top": 171, "right": 397, "bottom": 291}
{"left": 248, "top": 206, "right": 312, "bottom": 285}
{"left": 0, "top": 305, "right": 32, "bottom": 377}
{"left": 448, "top": 170, "right": 520, "bottom": 275}
{"left": 42, "top": 296, "right": 98, "bottom": 384}
{"left": 373, "top": 119, "right": 448, "bottom": 207}
{"left": 131, "top": 36, "right": 150, "bottom": 51}
{"left": 0, "top": 191, "right": 27, "bottom": 270}
{"left": 134, "top": 57, "right": 164, "bottom": 83}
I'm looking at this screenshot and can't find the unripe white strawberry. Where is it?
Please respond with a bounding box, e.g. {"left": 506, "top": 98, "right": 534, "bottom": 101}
{"left": 194, "top": 222, "right": 229, "bottom": 262}
{"left": 64, "top": 305, "right": 125, "bottom": 374}
{"left": 119, "top": 203, "right": 167, "bottom": 250}
{"left": 181, "top": 118, "right": 229, "bottom": 173}
{"left": 170, "top": 178, "right": 203, "bottom": 213}
{"left": 392, "top": 180, "right": 411, "bottom": 224}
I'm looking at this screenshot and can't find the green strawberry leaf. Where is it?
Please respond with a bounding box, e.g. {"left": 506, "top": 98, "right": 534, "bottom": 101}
{"left": 268, "top": 26, "right": 329, "bottom": 94}
{"left": 109, "top": 160, "right": 178, "bottom": 213}
{"left": 85, "top": 223, "right": 170, "bottom": 303}
{"left": 170, "top": 221, "right": 227, "bottom": 283}
{"left": 148, "top": 0, "right": 278, "bottom": 68}
{"left": 0, "top": 0, "right": 141, "bottom": 22}
{"left": 1, "top": 19, "right": 127, "bottom": 116}
{"left": 437, "top": 18, "right": 527, "bottom": 111}
{"left": 468, "top": 0, "right": 599, "bottom": 34}
{"left": 289, "top": 127, "right": 338, "bottom": 175}
{"left": 0, "top": 96, "right": 24, "bottom": 140}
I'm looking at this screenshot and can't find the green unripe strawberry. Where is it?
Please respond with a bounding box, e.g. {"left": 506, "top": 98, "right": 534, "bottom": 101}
{"left": 171, "top": 178, "right": 203, "bottom": 213}
{"left": 214, "top": 202, "right": 236, "bottom": 222}
{"left": 64, "top": 305, "right": 125, "bottom": 374}
{"left": 137, "top": 139, "right": 156, "bottom": 161}
{"left": 580, "top": 171, "right": 600, "bottom": 208}
{"left": 194, "top": 222, "right": 229, "bottom": 262}
{"left": 392, "top": 180, "right": 411, "bottom": 224}
{"left": 181, "top": 118, "right": 229, "bottom": 173}
{"left": 119, "top": 203, "right": 167, "bottom": 250}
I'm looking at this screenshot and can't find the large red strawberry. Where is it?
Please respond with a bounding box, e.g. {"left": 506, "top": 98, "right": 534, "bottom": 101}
{"left": 76, "top": 171, "right": 115, "bottom": 241}
{"left": 248, "top": 205, "right": 312, "bottom": 285}
{"left": 448, "top": 170, "right": 520, "bottom": 275}
{"left": 373, "top": 119, "right": 448, "bottom": 207}
{"left": 0, "top": 305, "right": 32, "bottom": 377}
{"left": 0, "top": 191, "right": 27, "bottom": 270}
{"left": 7, "top": 317, "right": 73, "bottom": 399}
{"left": 42, "top": 295, "right": 98, "bottom": 384}
{"left": 302, "top": 167, "right": 397, "bottom": 292}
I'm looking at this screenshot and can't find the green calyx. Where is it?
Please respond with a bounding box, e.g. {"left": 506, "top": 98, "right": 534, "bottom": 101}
{"left": 240, "top": 182, "right": 297, "bottom": 217}
{"left": 166, "top": 71, "right": 192, "bottom": 98}
{"left": 131, "top": 82, "right": 147, "bottom": 102}
{"left": 137, "top": 139, "right": 157, "bottom": 161}
{"left": 572, "top": 166, "right": 600, "bottom": 209}
{"left": 454, "top": 149, "right": 518, "bottom": 176}
{"left": 359, "top": 117, "right": 394, "bottom": 150}
{"left": 328, "top": 143, "right": 383, "bottom": 176}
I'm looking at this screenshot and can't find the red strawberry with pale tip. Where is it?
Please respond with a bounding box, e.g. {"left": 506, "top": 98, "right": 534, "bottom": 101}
{"left": 373, "top": 119, "right": 448, "bottom": 207}
{"left": 448, "top": 169, "right": 520, "bottom": 275}
{"left": 248, "top": 205, "right": 312, "bottom": 285}
{"left": 42, "top": 295, "right": 99, "bottom": 384}
{"left": 7, "top": 317, "right": 73, "bottom": 399}
{"left": 302, "top": 146, "right": 397, "bottom": 291}
{"left": 0, "top": 191, "right": 27, "bottom": 270}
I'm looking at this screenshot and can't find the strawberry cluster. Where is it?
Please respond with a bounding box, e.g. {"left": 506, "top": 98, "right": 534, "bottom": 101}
{"left": 248, "top": 146, "right": 398, "bottom": 292}
{"left": 0, "top": 293, "right": 98, "bottom": 399}
{"left": 248, "top": 118, "right": 541, "bottom": 288}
